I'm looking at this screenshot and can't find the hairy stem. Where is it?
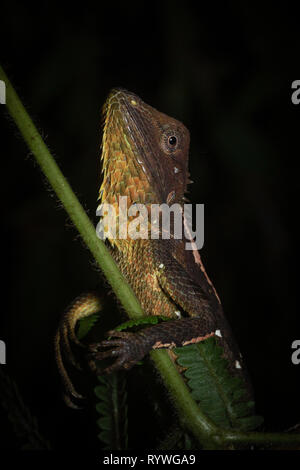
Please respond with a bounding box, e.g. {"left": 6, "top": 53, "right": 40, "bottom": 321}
{"left": 1, "top": 64, "right": 299, "bottom": 449}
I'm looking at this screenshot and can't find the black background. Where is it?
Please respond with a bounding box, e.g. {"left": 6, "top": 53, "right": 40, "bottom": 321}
{"left": 0, "top": 1, "right": 299, "bottom": 450}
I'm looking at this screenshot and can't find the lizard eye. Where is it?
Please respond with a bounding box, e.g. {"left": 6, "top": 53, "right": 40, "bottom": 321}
{"left": 161, "top": 130, "right": 180, "bottom": 154}
{"left": 168, "top": 136, "right": 177, "bottom": 147}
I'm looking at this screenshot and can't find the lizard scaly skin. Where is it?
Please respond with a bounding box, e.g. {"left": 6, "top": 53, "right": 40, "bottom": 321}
{"left": 55, "top": 88, "right": 252, "bottom": 404}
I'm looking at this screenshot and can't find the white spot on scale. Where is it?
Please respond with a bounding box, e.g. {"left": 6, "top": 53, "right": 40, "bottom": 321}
{"left": 174, "top": 310, "right": 181, "bottom": 318}
{"left": 174, "top": 167, "right": 179, "bottom": 174}
{"left": 235, "top": 360, "right": 242, "bottom": 369}
{"left": 159, "top": 263, "right": 164, "bottom": 269}
{"left": 215, "top": 329, "right": 222, "bottom": 337}
{"left": 131, "top": 99, "right": 137, "bottom": 106}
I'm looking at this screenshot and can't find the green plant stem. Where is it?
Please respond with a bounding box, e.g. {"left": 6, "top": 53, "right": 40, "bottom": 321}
{"left": 150, "top": 349, "right": 219, "bottom": 449}
{"left": 222, "top": 429, "right": 300, "bottom": 448}
{"left": 1, "top": 64, "right": 299, "bottom": 449}
{"left": 0, "top": 65, "right": 144, "bottom": 322}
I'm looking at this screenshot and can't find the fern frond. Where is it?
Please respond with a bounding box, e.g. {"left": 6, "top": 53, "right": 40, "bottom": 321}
{"left": 114, "top": 315, "right": 171, "bottom": 332}
{"left": 175, "top": 337, "right": 263, "bottom": 431}
{"left": 94, "top": 373, "right": 128, "bottom": 450}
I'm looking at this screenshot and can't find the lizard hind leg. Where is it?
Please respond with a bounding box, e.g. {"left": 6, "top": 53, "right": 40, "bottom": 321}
{"left": 54, "top": 292, "right": 102, "bottom": 408}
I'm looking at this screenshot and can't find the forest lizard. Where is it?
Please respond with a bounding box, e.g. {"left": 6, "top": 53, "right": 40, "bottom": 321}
{"left": 55, "top": 89, "right": 258, "bottom": 426}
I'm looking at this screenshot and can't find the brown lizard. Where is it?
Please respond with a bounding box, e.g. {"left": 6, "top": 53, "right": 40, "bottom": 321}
{"left": 55, "top": 88, "right": 255, "bottom": 417}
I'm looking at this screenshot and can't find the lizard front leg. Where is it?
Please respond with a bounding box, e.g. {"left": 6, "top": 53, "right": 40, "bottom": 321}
{"left": 88, "top": 246, "right": 219, "bottom": 374}
{"left": 89, "top": 318, "right": 216, "bottom": 374}
{"left": 89, "top": 241, "right": 245, "bottom": 383}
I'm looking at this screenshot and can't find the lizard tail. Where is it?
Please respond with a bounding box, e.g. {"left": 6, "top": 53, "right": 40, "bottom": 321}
{"left": 54, "top": 292, "right": 102, "bottom": 408}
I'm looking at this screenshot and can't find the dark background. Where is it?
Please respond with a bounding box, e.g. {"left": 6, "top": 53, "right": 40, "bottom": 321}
{"left": 0, "top": 0, "right": 299, "bottom": 450}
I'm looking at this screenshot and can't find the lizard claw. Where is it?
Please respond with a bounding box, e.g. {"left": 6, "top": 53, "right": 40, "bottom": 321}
{"left": 54, "top": 292, "right": 101, "bottom": 408}
{"left": 88, "top": 330, "right": 146, "bottom": 374}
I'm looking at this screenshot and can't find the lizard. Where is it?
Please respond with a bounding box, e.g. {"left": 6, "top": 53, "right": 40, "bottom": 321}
{"left": 54, "top": 88, "right": 257, "bottom": 421}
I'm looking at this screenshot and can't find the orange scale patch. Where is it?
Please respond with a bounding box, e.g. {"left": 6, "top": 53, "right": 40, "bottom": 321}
{"left": 145, "top": 273, "right": 155, "bottom": 285}
{"left": 133, "top": 176, "right": 141, "bottom": 186}
{"left": 137, "top": 190, "right": 145, "bottom": 203}
{"left": 113, "top": 169, "right": 122, "bottom": 182}
{"left": 113, "top": 150, "right": 123, "bottom": 159}
{"left": 127, "top": 177, "right": 136, "bottom": 187}
{"left": 129, "top": 186, "right": 138, "bottom": 202}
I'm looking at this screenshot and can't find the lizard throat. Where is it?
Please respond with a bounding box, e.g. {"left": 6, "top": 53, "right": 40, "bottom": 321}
{"left": 99, "top": 90, "right": 155, "bottom": 208}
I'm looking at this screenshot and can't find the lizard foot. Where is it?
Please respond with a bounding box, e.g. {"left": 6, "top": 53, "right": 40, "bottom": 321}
{"left": 88, "top": 330, "right": 148, "bottom": 374}
{"left": 87, "top": 317, "right": 217, "bottom": 375}
{"left": 54, "top": 292, "right": 101, "bottom": 408}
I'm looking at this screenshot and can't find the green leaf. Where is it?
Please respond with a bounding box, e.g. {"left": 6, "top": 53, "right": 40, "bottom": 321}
{"left": 77, "top": 312, "right": 100, "bottom": 340}
{"left": 94, "top": 373, "right": 128, "bottom": 450}
{"left": 114, "top": 315, "right": 171, "bottom": 332}
{"left": 175, "top": 337, "right": 263, "bottom": 431}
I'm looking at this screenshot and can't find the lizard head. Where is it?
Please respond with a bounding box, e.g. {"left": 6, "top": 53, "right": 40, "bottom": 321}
{"left": 99, "top": 88, "right": 190, "bottom": 208}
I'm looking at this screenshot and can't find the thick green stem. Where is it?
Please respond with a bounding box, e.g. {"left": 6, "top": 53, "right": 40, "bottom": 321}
{"left": 0, "top": 65, "right": 143, "bottom": 321}
{"left": 222, "top": 429, "right": 300, "bottom": 449}
{"left": 1, "top": 65, "right": 299, "bottom": 449}
{"left": 0, "top": 64, "right": 217, "bottom": 445}
{"left": 150, "top": 349, "right": 220, "bottom": 449}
